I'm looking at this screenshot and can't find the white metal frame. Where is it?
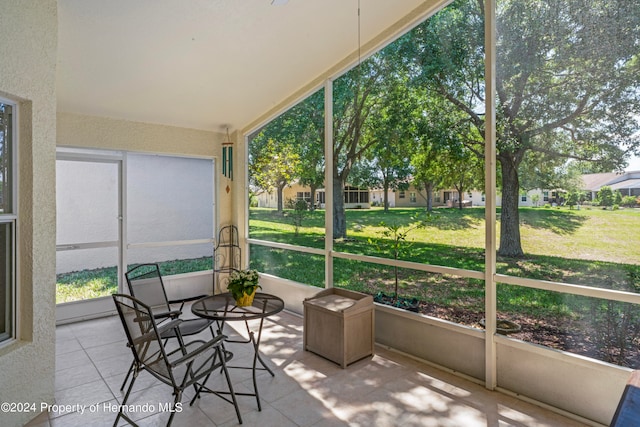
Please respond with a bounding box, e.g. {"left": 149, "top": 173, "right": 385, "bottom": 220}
{"left": 55, "top": 150, "right": 124, "bottom": 320}
{"left": 0, "top": 96, "right": 17, "bottom": 345}
{"left": 55, "top": 148, "right": 217, "bottom": 323}
{"left": 242, "top": 0, "right": 640, "bottom": 394}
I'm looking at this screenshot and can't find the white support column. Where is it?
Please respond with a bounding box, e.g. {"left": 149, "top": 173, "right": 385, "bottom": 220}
{"left": 324, "top": 79, "right": 334, "bottom": 289}
{"left": 236, "top": 130, "right": 249, "bottom": 269}
{"left": 484, "top": 0, "right": 498, "bottom": 390}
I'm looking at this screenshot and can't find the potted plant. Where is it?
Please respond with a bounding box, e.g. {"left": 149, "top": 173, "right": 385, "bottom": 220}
{"left": 227, "top": 269, "right": 261, "bottom": 307}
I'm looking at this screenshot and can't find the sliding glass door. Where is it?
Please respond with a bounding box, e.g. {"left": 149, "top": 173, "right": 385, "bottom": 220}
{"left": 56, "top": 148, "right": 216, "bottom": 322}
{"left": 56, "top": 151, "right": 122, "bottom": 320}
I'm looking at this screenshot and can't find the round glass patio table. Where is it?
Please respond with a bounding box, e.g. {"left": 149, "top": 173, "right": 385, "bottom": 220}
{"left": 191, "top": 292, "right": 284, "bottom": 411}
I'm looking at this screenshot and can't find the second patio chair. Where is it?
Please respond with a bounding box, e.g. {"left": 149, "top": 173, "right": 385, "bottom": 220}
{"left": 120, "top": 263, "right": 216, "bottom": 390}
{"left": 112, "top": 294, "right": 242, "bottom": 426}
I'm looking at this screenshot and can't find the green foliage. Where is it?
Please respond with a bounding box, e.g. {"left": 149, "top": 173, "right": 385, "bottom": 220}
{"left": 597, "top": 185, "right": 614, "bottom": 207}
{"left": 56, "top": 257, "right": 213, "bottom": 303}
{"left": 531, "top": 193, "right": 540, "bottom": 207}
{"left": 289, "top": 199, "right": 309, "bottom": 236}
{"left": 248, "top": 190, "right": 258, "bottom": 208}
{"left": 588, "top": 266, "right": 640, "bottom": 365}
{"left": 565, "top": 191, "right": 585, "bottom": 209}
{"left": 622, "top": 196, "right": 638, "bottom": 207}
{"left": 249, "top": 138, "right": 301, "bottom": 212}
{"left": 56, "top": 266, "right": 118, "bottom": 303}
{"left": 398, "top": 0, "right": 640, "bottom": 256}
{"left": 614, "top": 190, "right": 623, "bottom": 206}
{"left": 226, "top": 269, "right": 261, "bottom": 300}
{"left": 367, "top": 213, "right": 429, "bottom": 300}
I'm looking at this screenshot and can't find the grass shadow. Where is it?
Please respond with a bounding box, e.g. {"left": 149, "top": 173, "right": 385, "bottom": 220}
{"left": 518, "top": 208, "right": 587, "bottom": 235}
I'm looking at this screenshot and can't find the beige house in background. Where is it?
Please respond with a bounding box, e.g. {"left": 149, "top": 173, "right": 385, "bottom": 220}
{"left": 260, "top": 182, "right": 562, "bottom": 210}
{"left": 257, "top": 182, "right": 371, "bottom": 209}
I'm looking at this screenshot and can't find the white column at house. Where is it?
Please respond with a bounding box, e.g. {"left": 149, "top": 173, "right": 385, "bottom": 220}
{"left": 325, "top": 78, "right": 334, "bottom": 289}
{"left": 484, "top": 0, "right": 498, "bottom": 390}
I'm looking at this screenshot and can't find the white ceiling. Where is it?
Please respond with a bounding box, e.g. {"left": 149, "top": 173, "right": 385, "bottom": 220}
{"left": 56, "top": 0, "right": 437, "bottom": 133}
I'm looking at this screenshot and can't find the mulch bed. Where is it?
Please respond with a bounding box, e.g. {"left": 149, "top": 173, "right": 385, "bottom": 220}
{"left": 376, "top": 298, "right": 640, "bottom": 368}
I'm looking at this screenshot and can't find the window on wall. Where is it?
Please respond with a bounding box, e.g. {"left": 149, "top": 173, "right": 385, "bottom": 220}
{"left": 0, "top": 100, "right": 16, "bottom": 342}
{"left": 296, "top": 191, "right": 311, "bottom": 202}
{"left": 410, "top": 192, "right": 417, "bottom": 203}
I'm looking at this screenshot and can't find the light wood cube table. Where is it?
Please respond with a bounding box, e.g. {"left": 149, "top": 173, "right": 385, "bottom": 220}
{"left": 303, "top": 288, "right": 374, "bottom": 368}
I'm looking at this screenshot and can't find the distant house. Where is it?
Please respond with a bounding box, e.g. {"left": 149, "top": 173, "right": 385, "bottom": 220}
{"left": 316, "top": 186, "right": 370, "bottom": 209}
{"left": 255, "top": 172, "right": 635, "bottom": 210}
{"left": 256, "top": 183, "right": 370, "bottom": 209}
{"left": 581, "top": 171, "right": 640, "bottom": 200}
{"left": 370, "top": 185, "right": 433, "bottom": 208}
{"left": 255, "top": 182, "right": 311, "bottom": 209}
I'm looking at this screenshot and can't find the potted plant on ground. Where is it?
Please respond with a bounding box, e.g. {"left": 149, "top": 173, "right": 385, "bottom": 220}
{"left": 227, "top": 269, "right": 261, "bottom": 307}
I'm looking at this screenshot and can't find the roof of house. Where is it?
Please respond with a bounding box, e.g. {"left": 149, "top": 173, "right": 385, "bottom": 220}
{"left": 581, "top": 173, "right": 621, "bottom": 191}
{"left": 581, "top": 171, "right": 640, "bottom": 191}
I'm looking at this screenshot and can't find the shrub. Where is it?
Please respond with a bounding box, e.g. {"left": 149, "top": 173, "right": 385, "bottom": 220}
{"left": 289, "top": 199, "right": 309, "bottom": 236}
{"left": 612, "top": 204, "right": 620, "bottom": 210}
{"left": 615, "top": 191, "right": 623, "bottom": 205}
{"left": 597, "top": 186, "right": 614, "bottom": 207}
{"left": 590, "top": 267, "right": 640, "bottom": 366}
{"left": 621, "top": 196, "right": 637, "bottom": 207}
{"left": 285, "top": 197, "right": 297, "bottom": 209}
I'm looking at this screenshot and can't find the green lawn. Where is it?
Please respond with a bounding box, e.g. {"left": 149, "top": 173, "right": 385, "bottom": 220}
{"left": 250, "top": 206, "right": 640, "bottom": 284}
{"left": 254, "top": 205, "right": 640, "bottom": 259}
{"left": 56, "top": 257, "right": 213, "bottom": 304}
{"left": 250, "top": 205, "right": 640, "bottom": 367}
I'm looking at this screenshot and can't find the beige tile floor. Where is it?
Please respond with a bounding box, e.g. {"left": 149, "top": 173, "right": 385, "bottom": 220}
{"left": 24, "top": 309, "right": 590, "bottom": 427}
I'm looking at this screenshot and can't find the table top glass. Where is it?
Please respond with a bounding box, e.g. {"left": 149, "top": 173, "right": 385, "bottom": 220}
{"left": 191, "top": 292, "right": 284, "bottom": 321}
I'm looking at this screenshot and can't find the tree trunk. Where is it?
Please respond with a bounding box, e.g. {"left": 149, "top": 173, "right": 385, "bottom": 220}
{"left": 458, "top": 188, "right": 464, "bottom": 210}
{"left": 426, "top": 182, "right": 434, "bottom": 212}
{"left": 333, "top": 177, "right": 347, "bottom": 239}
{"left": 310, "top": 186, "right": 317, "bottom": 210}
{"left": 498, "top": 160, "right": 524, "bottom": 257}
{"left": 383, "top": 181, "right": 390, "bottom": 211}
{"left": 277, "top": 185, "right": 284, "bottom": 212}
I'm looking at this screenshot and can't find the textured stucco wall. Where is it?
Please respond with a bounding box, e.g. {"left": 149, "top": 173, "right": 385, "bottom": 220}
{"left": 0, "top": 1, "right": 58, "bottom": 426}
{"left": 57, "top": 112, "right": 235, "bottom": 228}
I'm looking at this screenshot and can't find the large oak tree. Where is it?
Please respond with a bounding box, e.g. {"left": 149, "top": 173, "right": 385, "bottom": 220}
{"left": 401, "top": 0, "right": 640, "bottom": 256}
